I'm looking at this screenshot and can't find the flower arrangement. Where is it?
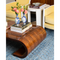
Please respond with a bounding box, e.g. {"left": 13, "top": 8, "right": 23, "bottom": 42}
{"left": 11, "top": 2, "right": 21, "bottom": 15}
{"left": 21, "top": 6, "right": 28, "bottom": 15}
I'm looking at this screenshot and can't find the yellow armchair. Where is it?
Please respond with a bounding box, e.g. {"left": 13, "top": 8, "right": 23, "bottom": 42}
{"left": 6, "top": 0, "right": 30, "bottom": 21}
{"left": 43, "top": 5, "right": 54, "bottom": 30}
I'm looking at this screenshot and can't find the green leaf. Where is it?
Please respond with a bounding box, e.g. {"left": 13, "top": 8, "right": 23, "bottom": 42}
{"left": 26, "top": 5, "right": 28, "bottom": 10}
{"left": 11, "top": 10, "right": 14, "bottom": 11}
{"left": 17, "top": 7, "right": 19, "bottom": 9}
{"left": 11, "top": 6, "right": 14, "bottom": 9}
{"left": 19, "top": 6, "right": 22, "bottom": 8}
{"left": 23, "top": 5, "right": 25, "bottom": 10}
{"left": 15, "top": 12, "right": 18, "bottom": 15}
{"left": 23, "top": 5, "right": 25, "bottom": 8}
{"left": 15, "top": 12, "right": 17, "bottom": 14}
{"left": 16, "top": 2, "right": 19, "bottom": 6}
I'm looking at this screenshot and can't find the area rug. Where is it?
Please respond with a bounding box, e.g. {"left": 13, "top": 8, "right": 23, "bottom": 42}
{"left": 6, "top": 28, "right": 54, "bottom": 60}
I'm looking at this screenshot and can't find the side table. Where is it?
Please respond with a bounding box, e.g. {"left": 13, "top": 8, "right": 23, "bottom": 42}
{"left": 28, "top": 4, "right": 50, "bottom": 28}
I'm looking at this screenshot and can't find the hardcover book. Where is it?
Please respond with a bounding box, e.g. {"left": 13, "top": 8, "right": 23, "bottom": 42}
{"left": 11, "top": 21, "right": 32, "bottom": 33}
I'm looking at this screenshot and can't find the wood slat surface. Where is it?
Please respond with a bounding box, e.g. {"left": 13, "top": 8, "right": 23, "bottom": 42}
{"left": 6, "top": 21, "right": 46, "bottom": 58}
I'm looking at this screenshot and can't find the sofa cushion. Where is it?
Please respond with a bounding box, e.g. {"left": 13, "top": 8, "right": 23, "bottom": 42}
{"left": 44, "top": 23, "right": 54, "bottom": 30}
{"left": 45, "top": 12, "right": 54, "bottom": 24}
{"left": 6, "top": 2, "right": 16, "bottom": 11}
{"left": 6, "top": 10, "right": 21, "bottom": 18}
{"left": 16, "top": 0, "right": 30, "bottom": 5}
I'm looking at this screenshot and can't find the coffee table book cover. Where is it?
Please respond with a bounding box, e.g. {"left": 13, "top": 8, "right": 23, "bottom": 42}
{"left": 11, "top": 21, "right": 32, "bottom": 33}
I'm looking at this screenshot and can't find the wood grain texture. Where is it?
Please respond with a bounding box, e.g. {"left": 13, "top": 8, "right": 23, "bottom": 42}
{"left": 6, "top": 21, "right": 46, "bottom": 58}
{"left": 31, "top": 0, "right": 45, "bottom": 4}
{"left": 31, "top": 0, "right": 54, "bottom": 5}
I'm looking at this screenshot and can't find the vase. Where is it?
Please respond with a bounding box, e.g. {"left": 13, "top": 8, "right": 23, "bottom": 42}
{"left": 22, "top": 13, "right": 27, "bottom": 25}
{"left": 15, "top": 14, "right": 20, "bottom": 26}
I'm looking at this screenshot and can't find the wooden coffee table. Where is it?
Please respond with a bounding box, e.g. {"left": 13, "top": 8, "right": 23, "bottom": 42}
{"left": 6, "top": 21, "right": 46, "bottom": 58}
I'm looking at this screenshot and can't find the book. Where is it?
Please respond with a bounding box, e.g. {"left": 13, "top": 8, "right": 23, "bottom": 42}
{"left": 11, "top": 21, "right": 32, "bottom": 33}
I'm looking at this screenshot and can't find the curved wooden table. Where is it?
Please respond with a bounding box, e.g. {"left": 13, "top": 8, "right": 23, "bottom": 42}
{"left": 6, "top": 21, "right": 46, "bottom": 58}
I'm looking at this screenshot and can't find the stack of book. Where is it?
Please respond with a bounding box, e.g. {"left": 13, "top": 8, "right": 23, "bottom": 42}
{"left": 11, "top": 22, "right": 32, "bottom": 33}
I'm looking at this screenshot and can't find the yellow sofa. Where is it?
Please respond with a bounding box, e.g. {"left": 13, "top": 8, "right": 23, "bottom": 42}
{"left": 6, "top": 0, "right": 30, "bottom": 21}
{"left": 44, "top": 5, "right": 54, "bottom": 30}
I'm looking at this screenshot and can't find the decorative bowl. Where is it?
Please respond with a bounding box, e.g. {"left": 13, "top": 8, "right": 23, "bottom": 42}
{"left": 33, "top": 2, "right": 40, "bottom": 6}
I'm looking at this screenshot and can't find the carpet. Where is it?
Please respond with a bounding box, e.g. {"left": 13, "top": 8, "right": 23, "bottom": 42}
{"left": 6, "top": 28, "right": 54, "bottom": 60}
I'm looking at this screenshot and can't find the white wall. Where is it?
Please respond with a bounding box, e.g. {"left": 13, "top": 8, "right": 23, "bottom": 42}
{"left": 6, "top": 0, "right": 15, "bottom": 4}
